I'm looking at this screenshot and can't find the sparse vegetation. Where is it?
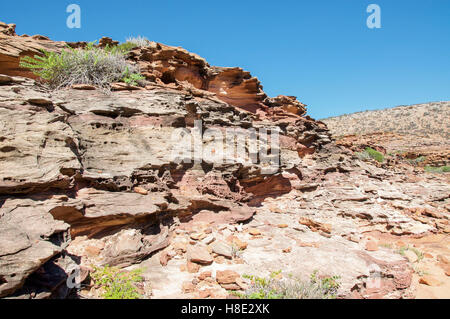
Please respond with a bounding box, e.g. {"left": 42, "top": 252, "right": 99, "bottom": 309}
{"left": 19, "top": 41, "right": 144, "bottom": 90}
{"left": 412, "top": 266, "right": 429, "bottom": 277}
{"left": 121, "top": 66, "right": 145, "bottom": 86}
{"left": 230, "top": 243, "right": 243, "bottom": 258}
{"left": 355, "top": 147, "right": 384, "bottom": 163}
{"left": 365, "top": 147, "right": 384, "bottom": 162}
{"left": 91, "top": 265, "right": 145, "bottom": 299}
{"left": 234, "top": 271, "right": 341, "bottom": 299}
{"left": 424, "top": 166, "right": 450, "bottom": 173}
{"left": 125, "top": 36, "right": 151, "bottom": 47}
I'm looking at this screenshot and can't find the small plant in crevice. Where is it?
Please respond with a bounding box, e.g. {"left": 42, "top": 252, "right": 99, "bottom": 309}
{"left": 90, "top": 265, "right": 145, "bottom": 299}
{"left": 19, "top": 41, "right": 145, "bottom": 91}
{"left": 125, "top": 36, "right": 151, "bottom": 48}
{"left": 424, "top": 166, "right": 450, "bottom": 173}
{"left": 412, "top": 266, "right": 429, "bottom": 277}
{"left": 122, "top": 66, "right": 146, "bottom": 86}
{"left": 407, "top": 156, "right": 426, "bottom": 166}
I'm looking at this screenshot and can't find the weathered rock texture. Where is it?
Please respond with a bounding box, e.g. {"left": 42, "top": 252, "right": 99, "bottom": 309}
{"left": 322, "top": 101, "right": 450, "bottom": 140}
{"left": 0, "top": 22, "right": 65, "bottom": 79}
{"left": 0, "top": 21, "right": 332, "bottom": 298}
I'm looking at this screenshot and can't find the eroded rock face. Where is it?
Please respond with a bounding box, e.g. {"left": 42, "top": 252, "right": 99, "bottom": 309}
{"left": 1, "top": 22, "right": 447, "bottom": 299}
{"left": 0, "top": 199, "right": 70, "bottom": 298}
{"left": 0, "top": 23, "right": 65, "bottom": 78}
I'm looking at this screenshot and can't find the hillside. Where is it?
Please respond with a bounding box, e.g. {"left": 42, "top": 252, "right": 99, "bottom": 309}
{"left": 322, "top": 101, "right": 450, "bottom": 139}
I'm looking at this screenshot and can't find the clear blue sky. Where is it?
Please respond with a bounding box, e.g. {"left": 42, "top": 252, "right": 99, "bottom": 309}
{"left": 2, "top": 0, "right": 450, "bottom": 119}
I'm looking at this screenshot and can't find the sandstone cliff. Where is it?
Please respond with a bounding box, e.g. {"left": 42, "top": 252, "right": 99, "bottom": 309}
{"left": 1, "top": 22, "right": 449, "bottom": 299}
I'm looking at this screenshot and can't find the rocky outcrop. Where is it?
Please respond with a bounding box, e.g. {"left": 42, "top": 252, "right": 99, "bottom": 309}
{"left": 0, "top": 23, "right": 65, "bottom": 79}
{"left": 336, "top": 132, "right": 450, "bottom": 169}
{"left": 0, "top": 23, "right": 331, "bottom": 297}
{"left": 322, "top": 101, "right": 450, "bottom": 140}
{"left": 1, "top": 21, "right": 448, "bottom": 299}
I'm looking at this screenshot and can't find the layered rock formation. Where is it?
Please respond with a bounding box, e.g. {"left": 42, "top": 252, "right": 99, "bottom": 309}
{"left": 0, "top": 21, "right": 448, "bottom": 299}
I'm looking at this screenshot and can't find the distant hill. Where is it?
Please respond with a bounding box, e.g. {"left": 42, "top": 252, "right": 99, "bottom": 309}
{"left": 322, "top": 101, "right": 450, "bottom": 139}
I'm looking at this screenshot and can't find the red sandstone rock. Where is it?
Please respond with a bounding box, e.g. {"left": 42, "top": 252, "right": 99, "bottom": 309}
{"left": 437, "top": 255, "right": 449, "bottom": 264}
{"left": 419, "top": 275, "right": 441, "bottom": 287}
{"left": 299, "top": 217, "right": 332, "bottom": 234}
{"left": 227, "top": 236, "right": 248, "bottom": 250}
{"left": 160, "top": 251, "right": 171, "bottom": 266}
{"left": 133, "top": 186, "right": 148, "bottom": 195}
{"left": 72, "top": 84, "right": 96, "bottom": 90}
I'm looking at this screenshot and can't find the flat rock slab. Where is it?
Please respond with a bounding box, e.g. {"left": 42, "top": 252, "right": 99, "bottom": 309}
{"left": 187, "top": 245, "right": 213, "bottom": 265}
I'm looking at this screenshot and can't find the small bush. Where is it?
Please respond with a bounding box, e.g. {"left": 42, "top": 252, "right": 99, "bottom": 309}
{"left": 19, "top": 42, "right": 144, "bottom": 90}
{"left": 407, "top": 156, "right": 426, "bottom": 166}
{"left": 235, "top": 271, "right": 341, "bottom": 299}
{"left": 424, "top": 166, "right": 450, "bottom": 173}
{"left": 91, "top": 265, "right": 144, "bottom": 299}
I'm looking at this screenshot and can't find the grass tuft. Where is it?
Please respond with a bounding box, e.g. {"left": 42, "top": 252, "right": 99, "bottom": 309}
{"left": 91, "top": 265, "right": 145, "bottom": 299}
{"left": 355, "top": 147, "right": 385, "bottom": 163}
{"left": 424, "top": 166, "right": 450, "bottom": 173}
{"left": 125, "top": 36, "right": 151, "bottom": 48}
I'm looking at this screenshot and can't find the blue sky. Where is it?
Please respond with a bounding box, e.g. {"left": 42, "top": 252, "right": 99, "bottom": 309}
{"left": 2, "top": 0, "right": 449, "bottom": 119}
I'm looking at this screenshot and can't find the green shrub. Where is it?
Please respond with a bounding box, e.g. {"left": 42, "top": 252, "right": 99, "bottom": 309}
{"left": 91, "top": 265, "right": 144, "bottom": 299}
{"left": 365, "top": 147, "right": 384, "bottom": 162}
{"left": 122, "top": 67, "right": 145, "bottom": 86}
{"left": 355, "top": 150, "right": 370, "bottom": 161}
{"left": 19, "top": 42, "right": 144, "bottom": 90}
{"left": 397, "top": 246, "right": 424, "bottom": 262}
{"left": 235, "top": 271, "right": 341, "bottom": 299}
{"left": 108, "top": 42, "right": 138, "bottom": 54}
{"left": 424, "top": 166, "right": 450, "bottom": 173}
